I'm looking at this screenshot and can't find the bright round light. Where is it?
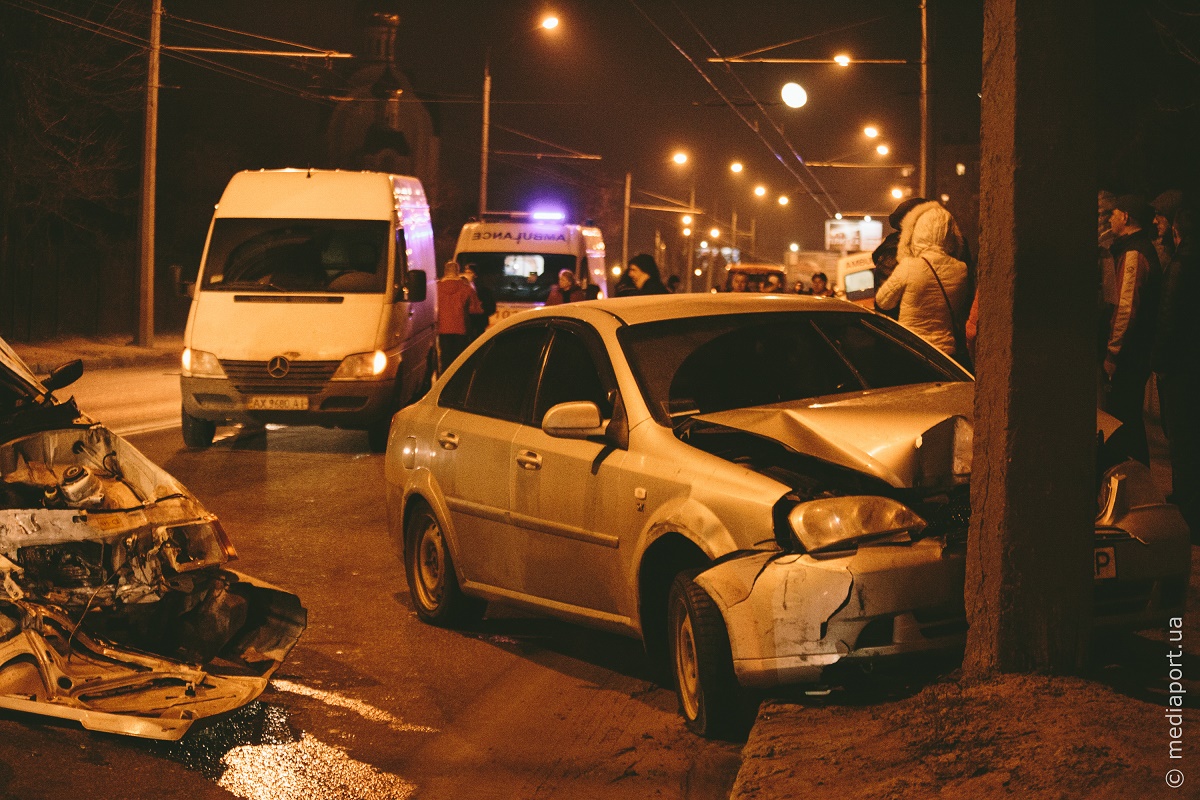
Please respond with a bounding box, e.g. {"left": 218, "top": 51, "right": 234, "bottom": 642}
{"left": 754, "top": 185, "right": 766, "bottom": 197}
{"left": 778, "top": 195, "right": 789, "bottom": 206}
{"left": 864, "top": 215, "right": 872, "bottom": 222}
{"left": 682, "top": 214, "right": 692, "bottom": 225}
{"left": 682, "top": 227, "right": 691, "bottom": 236}
{"left": 710, "top": 228, "right": 720, "bottom": 238}
{"left": 541, "top": 16, "right": 559, "bottom": 29}
{"left": 700, "top": 241, "right": 708, "bottom": 248}
{"left": 834, "top": 54, "right": 851, "bottom": 67}
{"left": 864, "top": 126, "right": 879, "bottom": 138}
{"left": 694, "top": 268, "right": 703, "bottom": 277}
{"left": 789, "top": 242, "right": 799, "bottom": 252}
{"left": 730, "top": 162, "right": 744, "bottom": 173}
{"left": 611, "top": 265, "right": 622, "bottom": 276}
{"left": 876, "top": 144, "right": 890, "bottom": 156}
{"left": 891, "top": 187, "right": 904, "bottom": 199}
{"left": 835, "top": 212, "right": 843, "bottom": 220}
{"left": 672, "top": 151, "right": 688, "bottom": 165}
{"left": 940, "top": 193, "right": 951, "bottom": 203}
{"left": 781, "top": 82, "right": 808, "bottom": 109}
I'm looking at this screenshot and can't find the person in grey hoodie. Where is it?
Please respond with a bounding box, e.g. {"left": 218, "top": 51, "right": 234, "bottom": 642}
{"left": 874, "top": 200, "right": 971, "bottom": 359}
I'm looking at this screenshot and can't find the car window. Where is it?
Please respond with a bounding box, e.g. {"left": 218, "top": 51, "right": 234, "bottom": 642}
{"left": 439, "top": 325, "right": 548, "bottom": 422}
{"left": 619, "top": 310, "right": 965, "bottom": 426}
{"left": 532, "top": 328, "right": 613, "bottom": 426}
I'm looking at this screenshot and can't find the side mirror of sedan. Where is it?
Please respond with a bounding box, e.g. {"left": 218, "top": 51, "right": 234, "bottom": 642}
{"left": 542, "top": 401, "right": 607, "bottom": 439}
{"left": 43, "top": 359, "right": 83, "bottom": 392}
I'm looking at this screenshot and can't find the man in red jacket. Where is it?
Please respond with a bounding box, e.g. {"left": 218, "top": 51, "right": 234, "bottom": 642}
{"left": 436, "top": 261, "right": 483, "bottom": 372}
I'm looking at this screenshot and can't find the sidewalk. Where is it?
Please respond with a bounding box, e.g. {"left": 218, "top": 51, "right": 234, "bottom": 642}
{"left": 10, "top": 333, "right": 184, "bottom": 376}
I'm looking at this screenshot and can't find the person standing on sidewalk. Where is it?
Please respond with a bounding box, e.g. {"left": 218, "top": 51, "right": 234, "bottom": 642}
{"left": 436, "top": 261, "right": 482, "bottom": 372}
{"left": 1103, "top": 195, "right": 1161, "bottom": 466}
{"left": 1153, "top": 198, "right": 1199, "bottom": 538}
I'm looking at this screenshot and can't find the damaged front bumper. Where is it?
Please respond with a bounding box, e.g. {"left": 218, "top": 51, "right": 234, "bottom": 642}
{"left": 695, "top": 538, "right": 966, "bottom": 688}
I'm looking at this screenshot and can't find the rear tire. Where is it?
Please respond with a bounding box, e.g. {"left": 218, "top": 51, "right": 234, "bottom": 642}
{"left": 668, "top": 570, "right": 755, "bottom": 739}
{"left": 181, "top": 408, "right": 216, "bottom": 449}
{"left": 405, "top": 505, "right": 486, "bottom": 627}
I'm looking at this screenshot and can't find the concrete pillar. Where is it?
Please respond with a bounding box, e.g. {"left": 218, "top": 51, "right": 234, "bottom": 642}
{"left": 965, "top": 0, "right": 1098, "bottom": 674}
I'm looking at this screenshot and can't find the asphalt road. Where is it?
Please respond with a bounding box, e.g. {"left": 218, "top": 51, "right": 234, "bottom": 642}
{"left": 0, "top": 367, "right": 742, "bottom": 800}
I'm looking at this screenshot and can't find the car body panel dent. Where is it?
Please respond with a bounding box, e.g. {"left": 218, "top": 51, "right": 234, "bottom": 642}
{"left": 696, "top": 382, "right": 975, "bottom": 489}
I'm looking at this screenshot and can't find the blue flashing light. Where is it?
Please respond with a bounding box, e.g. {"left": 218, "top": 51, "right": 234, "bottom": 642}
{"left": 531, "top": 210, "right": 566, "bottom": 222}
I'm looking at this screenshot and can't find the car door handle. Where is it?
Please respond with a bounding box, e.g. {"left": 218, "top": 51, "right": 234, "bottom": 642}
{"left": 437, "top": 431, "right": 458, "bottom": 450}
{"left": 515, "top": 450, "right": 542, "bottom": 470}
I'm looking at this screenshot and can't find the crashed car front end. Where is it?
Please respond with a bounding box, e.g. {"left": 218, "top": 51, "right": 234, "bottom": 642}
{"left": 684, "top": 382, "right": 1188, "bottom": 690}
{"left": 0, "top": 421, "right": 306, "bottom": 741}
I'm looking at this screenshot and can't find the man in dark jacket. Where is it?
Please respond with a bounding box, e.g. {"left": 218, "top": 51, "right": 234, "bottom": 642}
{"left": 1104, "top": 195, "right": 1161, "bottom": 465}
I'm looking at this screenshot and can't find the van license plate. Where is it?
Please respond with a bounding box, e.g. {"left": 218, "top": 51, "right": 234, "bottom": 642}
{"left": 247, "top": 395, "right": 308, "bottom": 411}
{"left": 1094, "top": 546, "right": 1116, "bottom": 580}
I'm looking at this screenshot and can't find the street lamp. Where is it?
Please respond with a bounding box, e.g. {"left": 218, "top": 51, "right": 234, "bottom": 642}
{"left": 480, "top": 15, "right": 560, "bottom": 214}
{"left": 781, "top": 82, "right": 807, "bottom": 109}
{"left": 730, "top": 161, "right": 744, "bottom": 174}
{"left": 754, "top": 185, "right": 767, "bottom": 197}
{"left": 778, "top": 195, "right": 789, "bottom": 206}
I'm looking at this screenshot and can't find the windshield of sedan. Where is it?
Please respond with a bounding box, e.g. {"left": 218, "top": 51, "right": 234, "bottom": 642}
{"left": 201, "top": 218, "right": 390, "bottom": 293}
{"left": 619, "top": 311, "right": 968, "bottom": 426}
{"left": 453, "top": 251, "right": 579, "bottom": 304}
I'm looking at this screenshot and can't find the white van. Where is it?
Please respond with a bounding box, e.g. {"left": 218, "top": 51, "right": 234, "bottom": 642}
{"left": 835, "top": 251, "right": 878, "bottom": 309}
{"left": 452, "top": 212, "right": 607, "bottom": 324}
{"left": 180, "top": 169, "right": 437, "bottom": 452}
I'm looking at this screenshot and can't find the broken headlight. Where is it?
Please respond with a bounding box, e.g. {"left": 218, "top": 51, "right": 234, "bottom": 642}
{"left": 157, "top": 518, "right": 237, "bottom": 573}
{"left": 784, "top": 495, "right": 927, "bottom": 554}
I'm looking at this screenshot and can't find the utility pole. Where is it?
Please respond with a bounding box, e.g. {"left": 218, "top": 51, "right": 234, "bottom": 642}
{"left": 480, "top": 51, "right": 492, "bottom": 215}
{"left": 622, "top": 172, "right": 631, "bottom": 268}
{"left": 137, "top": 0, "right": 161, "bottom": 347}
{"left": 919, "top": 0, "right": 929, "bottom": 198}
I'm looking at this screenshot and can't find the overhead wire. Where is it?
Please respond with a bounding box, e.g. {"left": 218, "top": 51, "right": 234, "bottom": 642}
{"left": 625, "top": 0, "right": 838, "bottom": 217}
{"left": 669, "top": 0, "right": 841, "bottom": 217}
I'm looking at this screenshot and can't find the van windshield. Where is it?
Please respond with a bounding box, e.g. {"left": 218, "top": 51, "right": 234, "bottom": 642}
{"left": 202, "top": 218, "right": 390, "bottom": 293}
{"left": 454, "top": 252, "right": 578, "bottom": 304}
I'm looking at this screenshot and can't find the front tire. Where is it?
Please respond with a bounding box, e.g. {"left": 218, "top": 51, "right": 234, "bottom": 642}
{"left": 181, "top": 407, "right": 216, "bottom": 449}
{"left": 668, "top": 570, "right": 755, "bottom": 739}
{"left": 404, "top": 505, "right": 486, "bottom": 627}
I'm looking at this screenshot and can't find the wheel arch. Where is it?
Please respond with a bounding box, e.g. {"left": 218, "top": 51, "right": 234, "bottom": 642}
{"left": 637, "top": 532, "right": 712, "bottom": 663}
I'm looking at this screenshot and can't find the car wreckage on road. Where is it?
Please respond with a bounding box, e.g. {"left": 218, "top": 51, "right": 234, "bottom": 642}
{"left": 384, "top": 294, "right": 1190, "bottom": 738}
{"left": 0, "top": 338, "right": 306, "bottom": 741}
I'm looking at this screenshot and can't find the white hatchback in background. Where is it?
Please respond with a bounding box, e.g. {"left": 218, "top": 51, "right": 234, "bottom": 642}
{"left": 383, "top": 294, "right": 1190, "bottom": 738}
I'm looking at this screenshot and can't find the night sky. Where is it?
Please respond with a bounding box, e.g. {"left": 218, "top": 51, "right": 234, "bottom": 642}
{"left": 155, "top": 1, "right": 962, "bottom": 269}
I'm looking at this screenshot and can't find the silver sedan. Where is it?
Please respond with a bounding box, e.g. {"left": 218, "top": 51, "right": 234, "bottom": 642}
{"left": 383, "top": 294, "right": 1189, "bottom": 738}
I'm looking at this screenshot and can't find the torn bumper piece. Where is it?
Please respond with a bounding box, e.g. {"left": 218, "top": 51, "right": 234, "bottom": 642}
{"left": 0, "top": 570, "right": 305, "bottom": 741}
{"left": 695, "top": 538, "right": 965, "bottom": 689}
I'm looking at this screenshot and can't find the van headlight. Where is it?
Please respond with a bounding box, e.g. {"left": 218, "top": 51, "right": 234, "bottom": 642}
{"left": 784, "top": 495, "right": 926, "bottom": 554}
{"left": 182, "top": 348, "right": 226, "bottom": 378}
{"left": 332, "top": 350, "right": 391, "bottom": 380}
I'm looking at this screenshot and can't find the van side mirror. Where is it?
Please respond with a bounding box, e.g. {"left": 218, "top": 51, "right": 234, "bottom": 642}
{"left": 44, "top": 359, "right": 83, "bottom": 393}
{"left": 399, "top": 270, "right": 427, "bottom": 303}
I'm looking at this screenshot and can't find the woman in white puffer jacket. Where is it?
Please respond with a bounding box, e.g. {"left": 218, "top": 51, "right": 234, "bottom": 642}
{"left": 874, "top": 200, "right": 972, "bottom": 357}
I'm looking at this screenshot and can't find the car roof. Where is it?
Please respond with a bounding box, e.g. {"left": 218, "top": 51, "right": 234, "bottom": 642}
{"left": 514, "top": 293, "right": 868, "bottom": 327}
{"left": 727, "top": 263, "right": 787, "bottom": 275}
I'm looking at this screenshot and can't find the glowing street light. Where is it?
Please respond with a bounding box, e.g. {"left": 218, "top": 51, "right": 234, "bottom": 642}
{"left": 754, "top": 185, "right": 767, "bottom": 197}
{"left": 789, "top": 242, "right": 800, "bottom": 252}
{"left": 778, "top": 195, "right": 789, "bottom": 206}
{"left": 891, "top": 187, "right": 905, "bottom": 199}
{"left": 709, "top": 227, "right": 720, "bottom": 239}
{"left": 833, "top": 53, "right": 851, "bottom": 67}
{"left": 876, "top": 144, "right": 890, "bottom": 156}
{"left": 682, "top": 214, "right": 692, "bottom": 225}
{"left": 541, "top": 15, "right": 559, "bottom": 29}
{"left": 864, "top": 126, "right": 879, "bottom": 138}
{"left": 682, "top": 227, "right": 692, "bottom": 236}
{"left": 730, "top": 161, "right": 744, "bottom": 173}
{"left": 672, "top": 151, "right": 688, "bottom": 165}
{"left": 781, "top": 82, "right": 807, "bottom": 108}
{"left": 700, "top": 240, "right": 708, "bottom": 248}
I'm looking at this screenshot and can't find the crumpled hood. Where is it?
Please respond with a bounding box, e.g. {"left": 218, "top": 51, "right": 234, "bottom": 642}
{"left": 695, "top": 382, "right": 975, "bottom": 489}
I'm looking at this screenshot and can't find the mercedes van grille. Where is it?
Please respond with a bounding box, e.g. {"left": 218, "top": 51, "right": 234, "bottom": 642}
{"left": 220, "top": 359, "right": 340, "bottom": 394}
